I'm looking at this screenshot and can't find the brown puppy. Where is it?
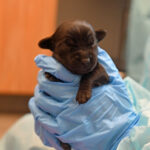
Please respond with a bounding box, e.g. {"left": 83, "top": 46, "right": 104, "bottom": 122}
{"left": 38, "top": 20, "right": 109, "bottom": 150}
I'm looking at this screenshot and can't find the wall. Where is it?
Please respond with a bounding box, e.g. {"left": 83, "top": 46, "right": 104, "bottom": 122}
{"left": 56, "top": 0, "right": 127, "bottom": 69}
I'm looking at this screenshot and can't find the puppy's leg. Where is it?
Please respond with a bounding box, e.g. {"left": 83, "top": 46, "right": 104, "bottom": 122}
{"left": 45, "top": 72, "right": 63, "bottom": 82}
{"left": 92, "top": 64, "right": 109, "bottom": 87}
{"left": 76, "top": 63, "right": 109, "bottom": 104}
{"left": 76, "top": 78, "right": 92, "bottom": 104}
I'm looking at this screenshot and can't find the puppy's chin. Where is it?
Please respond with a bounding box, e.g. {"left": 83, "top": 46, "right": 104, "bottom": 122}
{"left": 66, "top": 63, "right": 97, "bottom": 75}
{"left": 53, "top": 54, "right": 97, "bottom": 75}
{"left": 70, "top": 69, "right": 93, "bottom": 75}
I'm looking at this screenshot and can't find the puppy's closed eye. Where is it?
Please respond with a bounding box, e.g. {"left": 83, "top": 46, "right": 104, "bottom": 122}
{"left": 65, "top": 39, "right": 79, "bottom": 51}
{"left": 65, "top": 38, "right": 76, "bottom": 46}
{"left": 87, "top": 35, "right": 95, "bottom": 47}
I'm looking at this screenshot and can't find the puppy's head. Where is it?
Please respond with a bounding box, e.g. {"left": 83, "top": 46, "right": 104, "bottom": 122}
{"left": 38, "top": 20, "right": 106, "bottom": 75}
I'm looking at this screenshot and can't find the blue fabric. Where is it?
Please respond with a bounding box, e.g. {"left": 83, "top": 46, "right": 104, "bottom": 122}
{"left": 117, "top": 77, "right": 150, "bottom": 150}
{"left": 29, "top": 47, "right": 140, "bottom": 150}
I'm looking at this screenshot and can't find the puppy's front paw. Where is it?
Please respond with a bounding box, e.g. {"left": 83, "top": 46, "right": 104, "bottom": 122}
{"left": 76, "top": 89, "right": 91, "bottom": 104}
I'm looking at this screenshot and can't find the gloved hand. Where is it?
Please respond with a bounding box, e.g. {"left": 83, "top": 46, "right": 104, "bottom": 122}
{"left": 29, "top": 47, "right": 140, "bottom": 150}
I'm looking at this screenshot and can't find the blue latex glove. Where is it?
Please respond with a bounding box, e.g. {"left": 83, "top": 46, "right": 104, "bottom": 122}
{"left": 29, "top": 47, "right": 140, "bottom": 150}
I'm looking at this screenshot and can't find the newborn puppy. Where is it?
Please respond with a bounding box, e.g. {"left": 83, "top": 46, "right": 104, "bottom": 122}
{"left": 39, "top": 20, "right": 109, "bottom": 103}
{"left": 38, "top": 20, "right": 109, "bottom": 150}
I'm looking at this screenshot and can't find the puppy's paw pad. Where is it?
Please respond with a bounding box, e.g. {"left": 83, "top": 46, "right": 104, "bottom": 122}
{"left": 76, "top": 90, "right": 91, "bottom": 104}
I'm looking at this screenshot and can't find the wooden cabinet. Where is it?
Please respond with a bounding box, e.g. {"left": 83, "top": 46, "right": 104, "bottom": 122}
{"left": 0, "top": 0, "right": 58, "bottom": 95}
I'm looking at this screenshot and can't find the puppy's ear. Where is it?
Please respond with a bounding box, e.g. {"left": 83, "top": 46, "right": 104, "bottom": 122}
{"left": 38, "top": 36, "right": 54, "bottom": 51}
{"left": 95, "top": 29, "right": 107, "bottom": 42}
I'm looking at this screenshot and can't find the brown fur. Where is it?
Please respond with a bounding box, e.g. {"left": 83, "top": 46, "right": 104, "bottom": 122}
{"left": 38, "top": 20, "right": 109, "bottom": 150}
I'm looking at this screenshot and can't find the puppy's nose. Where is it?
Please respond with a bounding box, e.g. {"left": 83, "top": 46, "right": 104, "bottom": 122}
{"left": 82, "top": 58, "right": 90, "bottom": 65}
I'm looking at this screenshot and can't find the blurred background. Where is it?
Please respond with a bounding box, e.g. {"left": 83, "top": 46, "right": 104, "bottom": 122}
{"left": 0, "top": 0, "right": 150, "bottom": 138}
